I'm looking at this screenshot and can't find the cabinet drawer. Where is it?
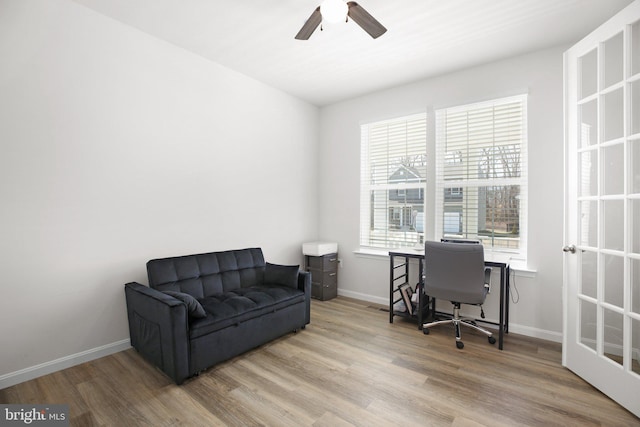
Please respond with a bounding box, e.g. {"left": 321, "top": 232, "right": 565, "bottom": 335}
{"left": 311, "top": 270, "right": 337, "bottom": 286}
{"left": 308, "top": 254, "right": 338, "bottom": 271}
{"left": 311, "top": 282, "right": 337, "bottom": 300}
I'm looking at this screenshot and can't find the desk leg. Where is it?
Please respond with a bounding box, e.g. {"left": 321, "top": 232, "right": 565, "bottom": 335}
{"left": 499, "top": 265, "right": 505, "bottom": 350}
{"left": 417, "top": 284, "right": 422, "bottom": 330}
{"left": 389, "top": 254, "right": 394, "bottom": 323}
{"left": 417, "top": 259, "right": 424, "bottom": 330}
{"left": 389, "top": 255, "right": 395, "bottom": 323}
{"left": 505, "top": 266, "right": 510, "bottom": 334}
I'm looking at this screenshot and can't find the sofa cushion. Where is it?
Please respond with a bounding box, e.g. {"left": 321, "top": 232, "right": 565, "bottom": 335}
{"left": 264, "top": 263, "right": 299, "bottom": 289}
{"left": 189, "top": 285, "right": 304, "bottom": 338}
{"left": 147, "top": 248, "right": 266, "bottom": 298}
{"left": 163, "top": 291, "right": 207, "bottom": 319}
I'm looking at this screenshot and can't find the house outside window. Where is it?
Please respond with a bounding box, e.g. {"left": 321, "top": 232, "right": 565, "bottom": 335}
{"left": 435, "top": 95, "right": 528, "bottom": 257}
{"left": 360, "top": 113, "right": 427, "bottom": 248}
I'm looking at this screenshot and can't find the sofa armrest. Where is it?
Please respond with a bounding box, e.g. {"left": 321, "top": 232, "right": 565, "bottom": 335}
{"left": 298, "top": 270, "right": 311, "bottom": 325}
{"left": 124, "top": 282, "right": 190, "bottom": 384}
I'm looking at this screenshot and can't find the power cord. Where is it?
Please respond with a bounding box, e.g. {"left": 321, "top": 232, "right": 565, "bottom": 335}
{"left": 510, "top": 268, "right": 520, "bottom": 304}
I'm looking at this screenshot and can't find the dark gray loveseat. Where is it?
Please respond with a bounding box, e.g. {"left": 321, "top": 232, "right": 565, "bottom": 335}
{"left": 124, "top": 248, "right": 311, "bottom": 384}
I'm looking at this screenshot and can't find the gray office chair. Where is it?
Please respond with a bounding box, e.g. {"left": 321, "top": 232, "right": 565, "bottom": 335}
{"left": 422, "top": 240, "right": 496, "bottom": 349}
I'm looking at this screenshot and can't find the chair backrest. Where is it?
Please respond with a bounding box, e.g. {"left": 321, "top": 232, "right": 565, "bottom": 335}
{"left": 424, "top": 240, "right": 487, "bottom": 305}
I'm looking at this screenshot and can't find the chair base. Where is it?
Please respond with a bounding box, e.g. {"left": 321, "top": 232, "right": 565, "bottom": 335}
{"left": 422, "top": 304, "right": 496, "bottom": 349}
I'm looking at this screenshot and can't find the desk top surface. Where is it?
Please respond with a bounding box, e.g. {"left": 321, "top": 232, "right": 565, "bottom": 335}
{"left": 389, "top": 247, "right": 511, "bottom": 267}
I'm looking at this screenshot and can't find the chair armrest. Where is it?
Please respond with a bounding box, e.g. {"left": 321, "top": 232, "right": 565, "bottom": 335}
{"left": 124, "top": 282, "right": 190, "bottom": 384}
{"left": 298, "top": 270, "right": 312, "bottom": 325}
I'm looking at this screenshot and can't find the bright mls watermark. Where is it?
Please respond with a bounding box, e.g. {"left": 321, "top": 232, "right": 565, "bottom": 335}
{"left": 0, "top": 405, "right": 69, "bottom": 426}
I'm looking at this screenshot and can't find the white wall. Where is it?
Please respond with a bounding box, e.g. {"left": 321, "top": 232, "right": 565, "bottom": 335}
{"left": 318, "top": 46, "right": 567, "bottom": 341}
{"left": 0, "top": 0, "right": 319, "bottom": 386}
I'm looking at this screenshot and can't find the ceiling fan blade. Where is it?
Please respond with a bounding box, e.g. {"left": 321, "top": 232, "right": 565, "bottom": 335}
{"left": 347, "top": 1, "right": 387, "bottom": 39}
{"left": 295, "top": 7, "right": 322, "bottom": 40}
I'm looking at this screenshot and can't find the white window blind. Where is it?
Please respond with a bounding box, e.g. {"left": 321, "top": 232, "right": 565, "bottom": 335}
{"left": 360, "top": 113, "right": 427, "bottom": 249}
{"left": 435, "top": 95, "right": 528, "bottom": 257}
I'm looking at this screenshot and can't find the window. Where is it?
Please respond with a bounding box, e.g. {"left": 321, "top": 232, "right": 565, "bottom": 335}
{"left": 360, "top": 113, "right": 427, "bottom": 248}
{"left": 435, "top": 95, "right": 527, "bottom": 256}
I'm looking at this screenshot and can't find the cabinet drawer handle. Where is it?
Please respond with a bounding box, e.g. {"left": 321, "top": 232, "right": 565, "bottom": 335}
{"left": 329, "top": 258, "right": 337, "bottom": 262}
{"left": 329, "top": 273, "right": 337, "bottom": 276}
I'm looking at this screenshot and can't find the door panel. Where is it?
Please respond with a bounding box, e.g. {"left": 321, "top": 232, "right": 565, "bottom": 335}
{"left": 564, "top": 1, "right": 640, "bottom": 417}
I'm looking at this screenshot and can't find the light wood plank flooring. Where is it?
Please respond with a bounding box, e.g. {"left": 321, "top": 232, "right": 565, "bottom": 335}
{"left": 1, "top": 297, "right": 638, "bottom": 426}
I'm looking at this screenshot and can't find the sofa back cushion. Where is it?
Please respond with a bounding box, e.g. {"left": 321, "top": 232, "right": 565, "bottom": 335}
{"left": 147, "top": 248, "right": 266, "bottom": 298}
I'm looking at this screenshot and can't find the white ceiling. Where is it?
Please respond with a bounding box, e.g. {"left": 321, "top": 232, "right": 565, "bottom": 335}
{"left": 73, "top": 0, "right": 633, "bottom": 106}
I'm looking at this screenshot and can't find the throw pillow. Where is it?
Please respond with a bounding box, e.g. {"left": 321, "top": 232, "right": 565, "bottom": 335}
{"left": 264, "top": 263, "right": 299, "bottom": 289}
{"left": 163, "top": 291, "right": 207, "bottom": 318}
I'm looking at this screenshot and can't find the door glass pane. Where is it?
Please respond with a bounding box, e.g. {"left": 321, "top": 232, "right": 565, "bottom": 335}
{"left": 579, "top": 150, "right": 598, "bottom": 196}
{"left": 603, "top": 88, "right": 624, "bottom": 142}
{"left": 633, "top": 20, "right": 640, "bottom": 76}
{"left": 603, "top": 32, "right": 624, "bottom": 88}
{"left": 632, "top": 258, "right": 640, "bottom": 314}
{"left": 580, "top": 100, "right": 598, "bottom": 147}
{"left": 580, "top": 49, "right": 598, "bottom": 99}
{"left": 633, "top": 140, "right": 640, "bottom": 194}
{"left": 603, "top": 143, "right": 624, "bottom": 195}
{"left": 582, "top": 250, "right": 598, "bottom": 298}
{"left": 632, "top": 81, "right": 640, "bottom": 135}
{"left": 604, "top": 254, "right": 624, "bottom": 308}
{"left": 603, "top": 308, "right": 624, "bottom": 367}
{"left": 580, "top": 299, "right": 597, "bottom": 351}
{"left": 633, "top": 199, "right": 640, "bottom": 254}
{"left": 580, "top": 200, "right": 597, "bottom": 247}
{"left": 579, "top": 300, "right": 597, "bottom": 351}
{"left": 604, "top": 200, "right": 624, "bottom": 251}
{"left": 632, "top": 318, "right": 640, "bottom": 376}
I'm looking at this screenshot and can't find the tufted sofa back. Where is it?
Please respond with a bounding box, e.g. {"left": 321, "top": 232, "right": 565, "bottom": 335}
{"left": 147, "top": 248, "right": 266, "bottom": 298}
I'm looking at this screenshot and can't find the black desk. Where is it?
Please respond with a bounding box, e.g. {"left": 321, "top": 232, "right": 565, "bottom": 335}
{"left": 389, "top": 249, "right": 510, "bottom": 350}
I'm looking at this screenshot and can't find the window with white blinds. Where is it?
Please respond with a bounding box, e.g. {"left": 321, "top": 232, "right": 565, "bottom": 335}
{"left": 435, "top": 95, "right": 528, "bottom": 256}
{"left": 360, "top": 113, "right": 427, "bottom": 249}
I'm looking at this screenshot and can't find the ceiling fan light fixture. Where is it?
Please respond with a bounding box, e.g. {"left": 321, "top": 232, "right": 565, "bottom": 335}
{"left": 320, "top": 0, "right": 348, "bottom": 23}
{"left": 295, "top": 0, "right": 386, "bottom": 40}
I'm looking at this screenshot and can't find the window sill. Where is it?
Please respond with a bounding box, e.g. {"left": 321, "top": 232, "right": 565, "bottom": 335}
{"left": 353, "top": 247, "right": 391, "bottom": 260}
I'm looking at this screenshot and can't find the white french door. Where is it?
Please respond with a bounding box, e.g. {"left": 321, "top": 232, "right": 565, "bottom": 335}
{"left": 563, "top": 0, "right": 640, "bottom": 417}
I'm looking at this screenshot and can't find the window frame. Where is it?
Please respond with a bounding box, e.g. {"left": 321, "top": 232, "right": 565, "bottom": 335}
{"left": 434, "top": 94, "right": 528, "bottom": 259}
{"left": 359, "top": 113, "right": 428, "bottom": 249}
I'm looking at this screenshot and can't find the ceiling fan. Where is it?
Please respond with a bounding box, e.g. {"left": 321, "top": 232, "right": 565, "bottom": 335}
{"left": 295, "top": 0, "right": 387, "bottom": 40}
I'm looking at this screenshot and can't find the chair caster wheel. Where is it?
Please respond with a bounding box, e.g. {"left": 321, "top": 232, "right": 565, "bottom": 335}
{"left": 456, "top": 341, "right": 464, "bottom": 349}
{"left": 423, "top": 328, "right": 430, "bottom": 335}
{"left": 488, "top": 336, "right": 496, "bottom": 345}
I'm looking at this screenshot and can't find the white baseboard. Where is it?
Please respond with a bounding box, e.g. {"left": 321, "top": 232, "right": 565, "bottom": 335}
{"left": 0, "top": 339, "right": 131, "bottom": 390}
{"left": 506, "top": 323, "right": 563, "bottom": 343}
{"left": 337, "top": 289, "right": 563, "bottom": 343}
{"left": 338, "top": 289, "right": 388, "bottom": 306}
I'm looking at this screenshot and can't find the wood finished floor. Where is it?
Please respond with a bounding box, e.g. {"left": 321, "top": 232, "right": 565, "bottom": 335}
{"left": 1, "top": 297, "right": 638, "bottom": 426}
